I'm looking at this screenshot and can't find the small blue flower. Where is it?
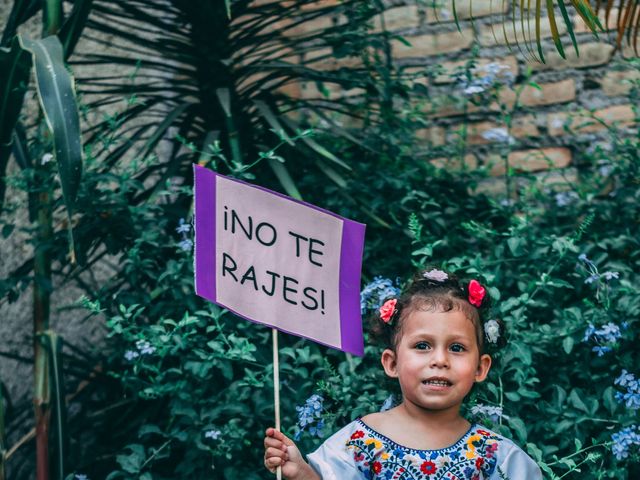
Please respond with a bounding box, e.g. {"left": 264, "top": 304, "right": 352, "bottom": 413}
{"left": 582, "top": 324, "right": 596, "bottom": 342}
{"left": 577, "top": 253, "right": 597, "bottom": 270}
{"left": 555, "top": 191, "right": 579, "bottom": 207}
{"left": 611, "top": 425, "right": 640, "bottom": 459}
{"left": 470, "top": 404, "right": 509, "bottom": 422}
{"left": 295, "top": 394, "right": 325, "bottom": 439}
{"left": 136, "top": 339, "right": 156, "bottom": 355}
{"left": 614, "top": 370, "right": 640, "bottom": 410}
{"left": 124, "top": 350, "right": 139, "bottom": 361}
{"left": 379, "top": 394, "right": 397, "bottom": 412}
{"left": 176, "top": 218, "right": 191, "bottom": 234}
{"left": 583, "top": 322, "right": 621, "bottom": 356}
{"left": 204, "top": 429, "right": 221, "bottom": 440}
{"left": 592, "top": 345, "right": 612, "bottom": 356}
{"left": 602, "top": 271, "right": 620, "bottom": 281}
{"left": 616, "top": 370, "right": 635, "bottom": 387}
{"left": 178, "top": 238, "right": 193, "bottom": 251}
{"left": 360, "top": 277, "right": 401, "bottom": 314}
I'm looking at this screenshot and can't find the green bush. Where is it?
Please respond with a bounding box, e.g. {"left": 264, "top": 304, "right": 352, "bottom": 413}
{"left": 56, "top": 101, "right": 638, "bottom": 480}
{"left": 1, "top": 3, "right": 639, "bottom": 478}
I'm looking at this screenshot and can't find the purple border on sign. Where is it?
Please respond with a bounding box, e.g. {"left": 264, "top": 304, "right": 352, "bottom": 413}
{"left": 193, "top": 165, "right": 366, "bottom": 356}
{"left": 194, "top": 165, "right": 217, "bottom": 303}
{"left": 339, "top": 221, "right": 366, "bottom": 356}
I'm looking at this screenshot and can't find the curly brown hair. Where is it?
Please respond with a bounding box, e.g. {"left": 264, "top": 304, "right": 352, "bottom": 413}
{"left": 368, "top": 270, "right": 506, "bottom": 354}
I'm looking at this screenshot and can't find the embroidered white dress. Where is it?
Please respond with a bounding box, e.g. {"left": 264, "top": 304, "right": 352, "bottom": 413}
{"left": 307, "top": 419, "right": 542, "bottom": 480}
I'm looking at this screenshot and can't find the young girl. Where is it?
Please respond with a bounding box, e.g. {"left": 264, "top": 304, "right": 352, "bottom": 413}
{"left": 264, "top": 269, "right": 542, "bottom": 479}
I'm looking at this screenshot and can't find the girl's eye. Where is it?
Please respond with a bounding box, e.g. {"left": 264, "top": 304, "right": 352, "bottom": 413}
{"left": 415, "top": 342, "right": 430, "bottom": 350}
{"left": 450, "top": 344, "right": 465, "bottom": 352}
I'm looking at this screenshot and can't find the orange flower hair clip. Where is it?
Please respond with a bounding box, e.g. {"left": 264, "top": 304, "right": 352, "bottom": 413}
{"left": 379, "top": 299, "right": 398, "bottom": 324}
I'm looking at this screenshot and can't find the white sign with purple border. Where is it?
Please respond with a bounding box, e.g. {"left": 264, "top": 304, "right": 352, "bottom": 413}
{"left": 194, "top": 165, "right": 365, "bottom": 356}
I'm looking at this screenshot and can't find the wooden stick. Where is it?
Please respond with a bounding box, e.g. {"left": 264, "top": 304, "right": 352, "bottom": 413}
{"left": 272, "top": 328, "right": 282, "bottom": 480}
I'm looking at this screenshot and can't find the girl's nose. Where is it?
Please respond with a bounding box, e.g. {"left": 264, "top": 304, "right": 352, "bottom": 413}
{"left": 429, "top": 348, "right": 449, "bottom": 368}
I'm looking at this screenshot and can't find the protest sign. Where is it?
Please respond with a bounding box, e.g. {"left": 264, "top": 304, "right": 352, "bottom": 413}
{"left": 194, "top": 165, "right": 365, "bottom": 356}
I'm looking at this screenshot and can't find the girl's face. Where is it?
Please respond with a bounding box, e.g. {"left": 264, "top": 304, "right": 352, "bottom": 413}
{"left": 381, "top": 308, "right": 491, "bottom": 415}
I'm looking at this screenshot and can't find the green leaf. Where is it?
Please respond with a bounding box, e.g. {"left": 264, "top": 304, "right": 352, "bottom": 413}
{"left": 0, "top": 37, "right": 30, "bottom": 210}
{"left": 556, "top": 0, "right": 579, "bottom": 58}
{"left": 58, "top": 0, "right": 94, "bottom": 59}
{"left": 505, "top": 391, "right": 521, "bottom": 402}
{"left": 43, "top": 0, "right": 64, "bottom": 35}
{"left": 19, "top": 35, "right": 83, "bottom": 263}
{"left": 267, "top": 157, "right": 302, "bottom": 200}
{"left": 18, "top": 35, "right": 82, "bottom": 210}
{"left": 42, "top": 330, "right": 68, "bottom": 479}
{"left": 603, "top": 386, "right": 617, "bottom": 415}
{"left": 254, "top": 100, "right": 294, "bottom": 146}
{"left": 562, "top": 336, "right": 574, "bottom": 354}
{"left": 507, "top": 237, "right": 526, "bottom": 256}
{"left": 117, "top": 444, "right": 146, "bottom": 474}
{"left": 508, "top": 417, "right": 528, "bottom": 443}
{"left": 568, "top": 389, "right": 589, "bottom": 413}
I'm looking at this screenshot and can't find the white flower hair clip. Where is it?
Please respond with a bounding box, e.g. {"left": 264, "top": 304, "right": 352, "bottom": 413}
{"left": 484, "top": 319, "right": 500, "bottom": 344}
{"left": 423, "top": 269, "right": 448, "bottom": 282}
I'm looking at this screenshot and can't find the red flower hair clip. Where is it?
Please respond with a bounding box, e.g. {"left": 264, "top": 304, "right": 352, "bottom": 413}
{"left": 379, "top": 299, "right": 398, "bottom": 324}
{"left": 468, "top": 280, "right": 486, "bottom": 307}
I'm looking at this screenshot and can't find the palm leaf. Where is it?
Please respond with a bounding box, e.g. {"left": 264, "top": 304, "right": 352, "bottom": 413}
{"left": 58, "top": 0, "right": 95, "bottom": 58}
{"left": 0, "top": 36, "right": 30, "bottom": 211}
{"left": 76, "top": 0, "right": 372, "bottom": 201}
{"left": 0, "top": 0, "right": 40, "bottom": 47}
{"left": 546, "top": 0, "right": 566, "bottom": 58}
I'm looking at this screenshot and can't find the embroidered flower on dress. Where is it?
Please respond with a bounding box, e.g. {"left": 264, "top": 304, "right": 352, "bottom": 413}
{"left": 468, "top": 280, "right": 486, "bottom": 307}
{"left": 423, "top": 269, "right": 448, "bottom": 282}
{"left": 346, "top": 421, "right": 500, "bottom": 479}
{"left": 484, "top": 319, "right": 500, "bottom": 344}
{"left": 379, "top": 299, "right": 397, "bottom": 323}
{"left": 420, "top": 461, "right": 437, "bottom": 474}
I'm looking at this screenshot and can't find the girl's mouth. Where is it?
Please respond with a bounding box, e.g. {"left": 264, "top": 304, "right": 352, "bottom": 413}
{"left": 422, "top": 379, "right": 452, "bottom": 387}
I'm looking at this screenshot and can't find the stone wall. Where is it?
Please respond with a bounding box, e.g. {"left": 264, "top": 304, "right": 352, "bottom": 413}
{"left": 277, "top": 0, "right": 638, "bottom": 197}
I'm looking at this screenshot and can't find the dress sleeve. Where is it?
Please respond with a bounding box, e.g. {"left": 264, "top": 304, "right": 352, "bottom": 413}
{"left": 492, "top": 439, "right": 543, "bottom": 480}
{"left": 306, "top": 421, "right": 362, "bottom": 480}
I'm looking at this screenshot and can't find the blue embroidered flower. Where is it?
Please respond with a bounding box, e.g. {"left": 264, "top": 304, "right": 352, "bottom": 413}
{"left": 346, "top": 422, "right": 501, "bottom": 479}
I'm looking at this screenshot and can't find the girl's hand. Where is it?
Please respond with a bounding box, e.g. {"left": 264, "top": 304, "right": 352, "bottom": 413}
{"left": 263, "top": 428, "right": 318, "bottom": 480}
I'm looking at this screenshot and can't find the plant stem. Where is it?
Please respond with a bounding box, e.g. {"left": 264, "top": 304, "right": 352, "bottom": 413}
{"left": 545, "top": 442, "right": 607, "bottom": 466}
{"left": 0, "top": 381, "right": 5, "bottom": 480}
{"left": 33, "top": 161, "right": 53, "bottom": 480}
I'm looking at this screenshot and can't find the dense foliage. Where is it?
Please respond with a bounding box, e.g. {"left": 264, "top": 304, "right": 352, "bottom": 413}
{"left": 1, "top": 1, "right": 639, "bottom": 480}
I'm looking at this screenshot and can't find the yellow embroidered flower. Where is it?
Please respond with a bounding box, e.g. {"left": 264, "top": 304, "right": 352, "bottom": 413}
{"left": 467, "top": 434, "right": 481, "bottom": 447}
{"left": 381, "top": 452, "right": 390, "bottom": 460}
{"left": 365, "top": 438, "right": 382, "bottom": 449}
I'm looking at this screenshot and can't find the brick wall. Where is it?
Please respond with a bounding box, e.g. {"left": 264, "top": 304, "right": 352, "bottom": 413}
{"left": 271, "top": 0, "right": 638, "bottom": 199}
